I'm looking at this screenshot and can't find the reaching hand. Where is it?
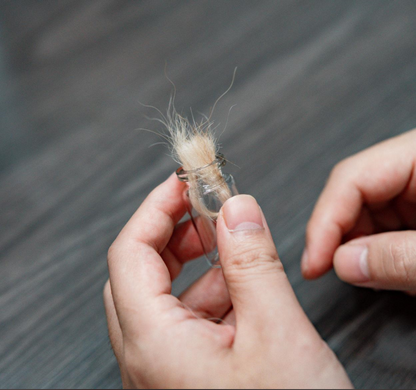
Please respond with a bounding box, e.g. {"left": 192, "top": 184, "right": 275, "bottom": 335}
{"left": 104, "top": 174, "right": 351, "bottom": 389}
{"left": 302, "top": 129, "right": 416, "bottom": 294}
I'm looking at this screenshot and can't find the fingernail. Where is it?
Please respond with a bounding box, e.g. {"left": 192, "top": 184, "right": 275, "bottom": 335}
{"left": 359, "top": 247, "right": 370, "bottom": 279}
{"left": 301, "top": 248, "right": 309, "bottom": 274}
{"left": 336, "top": 245, "right": 370, "bottom": 283}
{"left": 222, "top": 195, "right": 264, "bottom": 232}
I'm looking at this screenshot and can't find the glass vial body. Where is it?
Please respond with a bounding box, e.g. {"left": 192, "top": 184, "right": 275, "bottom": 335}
{"left": 176, "top": 156, "right": 238, "bottom": 267}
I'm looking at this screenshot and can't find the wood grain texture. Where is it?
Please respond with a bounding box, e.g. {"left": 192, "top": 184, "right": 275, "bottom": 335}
{"left": 0, "top": 1, "right": 416, "bottom": 388}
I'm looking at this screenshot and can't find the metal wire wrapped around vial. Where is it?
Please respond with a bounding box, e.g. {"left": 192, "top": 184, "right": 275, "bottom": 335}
{"left": 176, "top": 154, "right": 238, "bottom": 267}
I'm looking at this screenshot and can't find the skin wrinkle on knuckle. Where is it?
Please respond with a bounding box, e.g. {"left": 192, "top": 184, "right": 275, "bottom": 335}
{"left": 225, "top": 243, "right": 284, "bottom": 277}
{"left": 385, "top": 239, "right": 415, "bottom": 285}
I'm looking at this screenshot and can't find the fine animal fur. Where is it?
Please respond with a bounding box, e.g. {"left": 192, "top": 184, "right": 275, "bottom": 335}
{"left": 143, "top": 69, "right": 236, "bottom": 219}
{"left": 165, "top": 99, "right": 232, "bottom": 219}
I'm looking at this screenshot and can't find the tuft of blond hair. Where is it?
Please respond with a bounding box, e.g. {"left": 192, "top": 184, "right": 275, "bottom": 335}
{"left": 164, "top": 101, "right": 231, "bottom": 219}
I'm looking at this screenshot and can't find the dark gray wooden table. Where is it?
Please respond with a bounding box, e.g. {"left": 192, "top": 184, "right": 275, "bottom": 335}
{"left": 1, "top": 1, "right": 416, "bottom": 388}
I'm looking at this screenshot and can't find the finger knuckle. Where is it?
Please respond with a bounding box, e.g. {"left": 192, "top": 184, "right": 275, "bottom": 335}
{"left": 385, "top": 240, "right": 416, "bottom": 284}
{"left": 226, "top": 243, "right": 284, "bottom": 277}
{"left": 331, "top": 158, "right": 352, "bottom": 179}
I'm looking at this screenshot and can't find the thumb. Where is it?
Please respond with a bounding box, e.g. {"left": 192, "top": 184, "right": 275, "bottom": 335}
{"left": 217, "top": 195, "right": 306, "bottom": 333}
{"left": 334, "top": 231, "right": 416, "bottom": 290}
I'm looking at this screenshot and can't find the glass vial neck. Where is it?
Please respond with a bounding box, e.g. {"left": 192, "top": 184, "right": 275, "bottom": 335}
{"left": 176, "top": 153, "right": 226, "bottom": 183}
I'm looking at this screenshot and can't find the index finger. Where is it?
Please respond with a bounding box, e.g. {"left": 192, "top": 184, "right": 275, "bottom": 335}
{"left": 303, "top": 130, "right": 416, "bottom": 279}
{"left": 107, "top": 173, "right": 187, "bottom": 335}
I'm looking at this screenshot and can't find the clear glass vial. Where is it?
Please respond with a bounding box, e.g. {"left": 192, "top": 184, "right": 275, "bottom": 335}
{"left": 176, "top": 154, "right": 238, "bottom": 267}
